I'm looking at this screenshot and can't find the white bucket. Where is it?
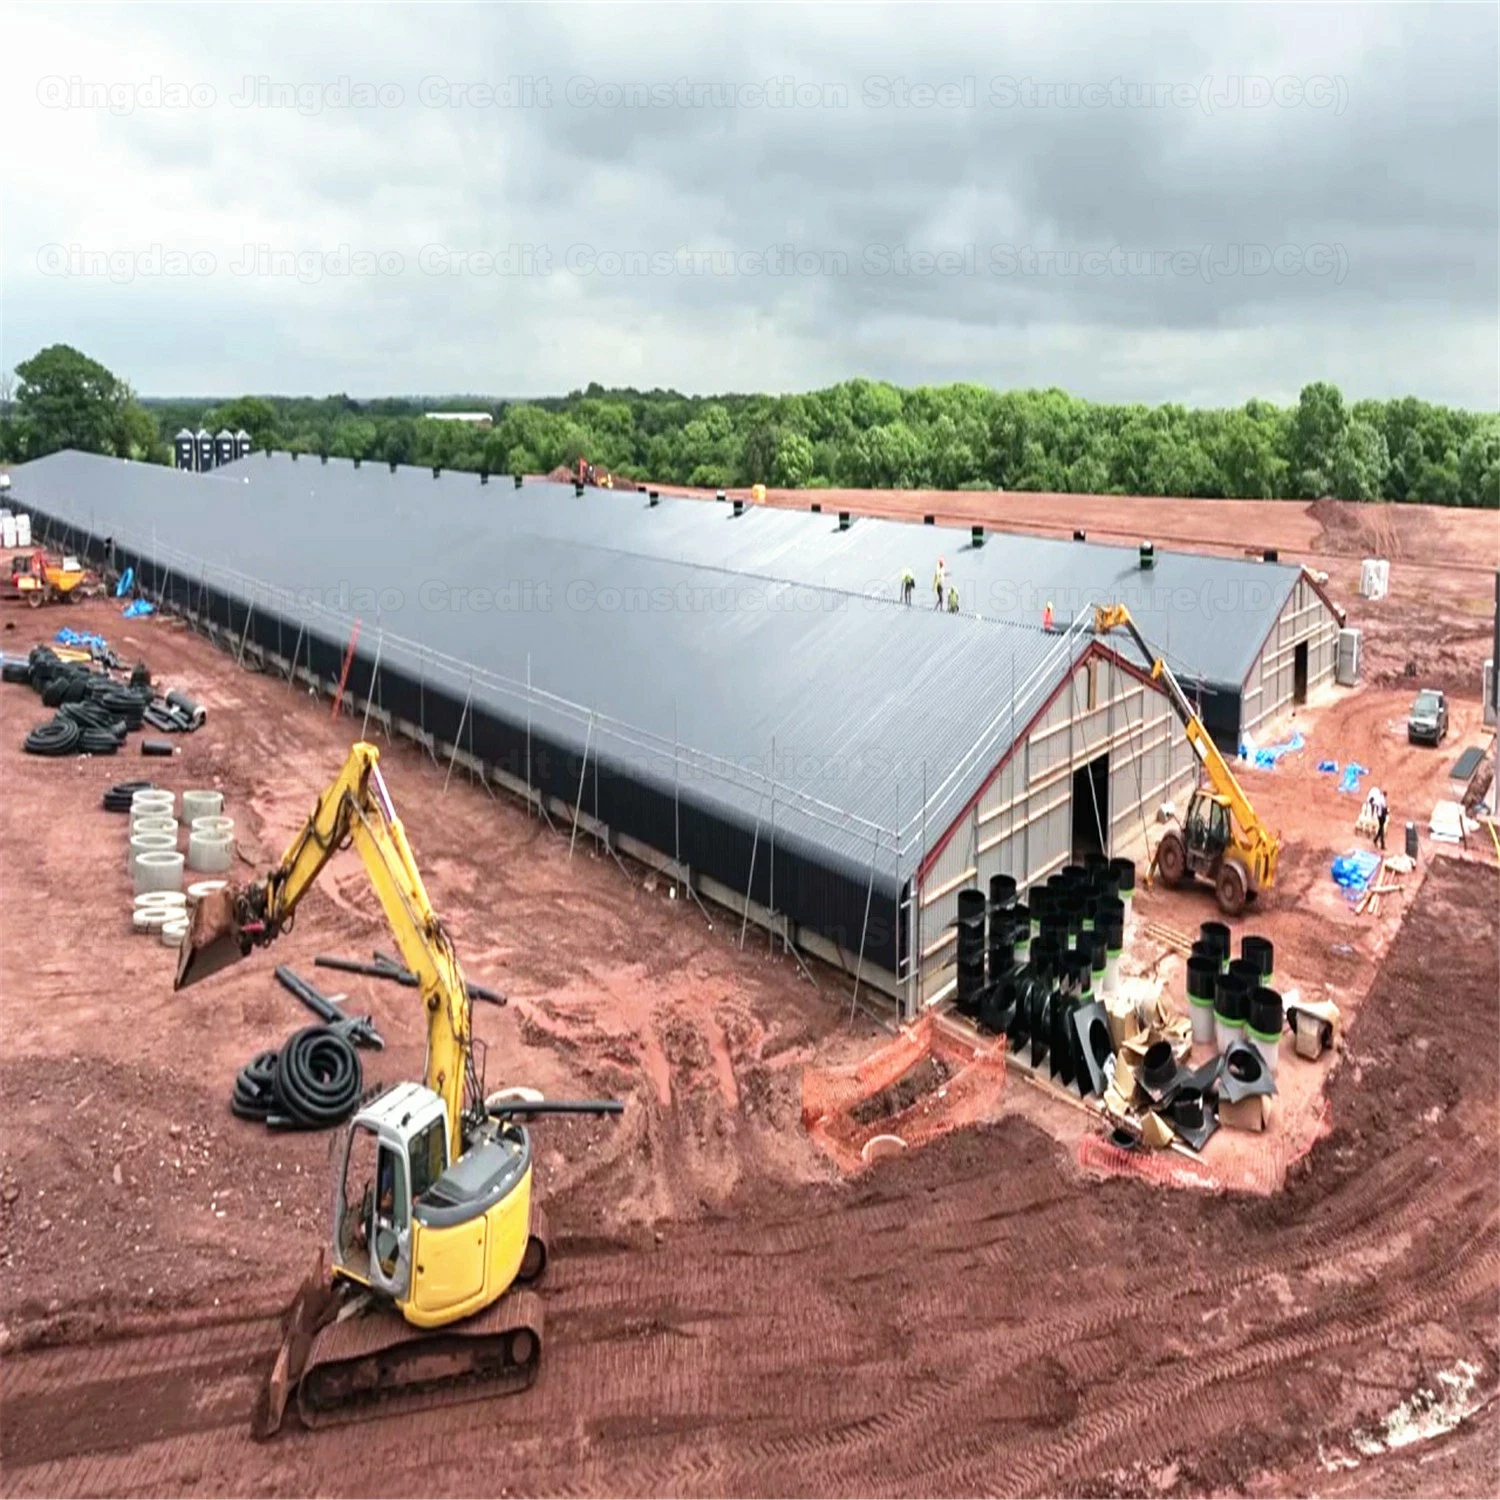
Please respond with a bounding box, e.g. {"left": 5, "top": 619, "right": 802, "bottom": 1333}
{"left": 15, "top": 514, "right": 30, "bottom": 547}
{"left": 0, "top": 519, "right": 15, "bottom": 550}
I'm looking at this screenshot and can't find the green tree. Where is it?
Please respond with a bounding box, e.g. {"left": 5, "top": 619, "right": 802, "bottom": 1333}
{"left": 771, "top": 430, "right": 815, "bottom": 487}
{"left": 14, "top": 344, "right": 132, "bottom": 456}
{"left": 1329, "top": 419, "right": 1390, "bottom": 501}
{"left": 1457, "top": 425, "right": 1500, "bottom": 509}
{"left": 1290, "top": 381, "right": 1348, "bottom": 495}
{"left": 204, "top": 396, "right": 278, "bottom": 451}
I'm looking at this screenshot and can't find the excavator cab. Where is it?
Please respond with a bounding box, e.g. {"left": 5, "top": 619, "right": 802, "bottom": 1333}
{"left": 333, "top": 1083, "right": 449, "bottom": 1300}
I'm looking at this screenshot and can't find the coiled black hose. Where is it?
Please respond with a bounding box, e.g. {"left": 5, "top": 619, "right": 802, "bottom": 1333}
{"left": 272, "top": 1027, "right": 362, "bottom": 1128}
{"left": 231, "top": 1050, "right": 280, "bottom": 1121}
{"left": 24, "top": 718, "right": 81, "bottom": 756}
{"left": 79, "top": 726, "right": 124, "bottom": 755}
{"left": 102, "top": 779, "right": 154, "bottom": 811}
{"left": 231, "top": 1028, "right": 362, "bottom": 1130}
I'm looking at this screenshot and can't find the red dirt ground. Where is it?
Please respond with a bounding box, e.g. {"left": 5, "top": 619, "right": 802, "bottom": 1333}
{"left": 1, "top": 556, "right": 1497, "bottom": 1495}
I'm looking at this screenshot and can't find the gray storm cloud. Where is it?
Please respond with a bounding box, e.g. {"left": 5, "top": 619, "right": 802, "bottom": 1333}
{"left": 3, "top": 2, "right": 1495, "bottom": 404}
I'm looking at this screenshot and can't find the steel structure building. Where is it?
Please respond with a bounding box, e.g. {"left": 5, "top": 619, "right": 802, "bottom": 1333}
{"left": 8, "top": 451, "right": 1339, "bottom": 1015}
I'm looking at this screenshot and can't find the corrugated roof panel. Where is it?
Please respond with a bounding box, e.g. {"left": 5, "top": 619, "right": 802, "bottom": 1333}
{"left": 7, "top": 450, "right": 1091, "bottom": 883}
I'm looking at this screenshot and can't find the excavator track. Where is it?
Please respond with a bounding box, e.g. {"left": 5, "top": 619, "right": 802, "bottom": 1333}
{"left": 295, "top": 1287, "right": 544, "bottom": 1430}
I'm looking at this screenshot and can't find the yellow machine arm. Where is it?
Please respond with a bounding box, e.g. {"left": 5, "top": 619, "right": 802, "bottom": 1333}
{"left": 176, "top": 742, "right": 474, "bottom": 1158}
{"left": 1092, "top": 604, "right": 1281, "bottom": 886}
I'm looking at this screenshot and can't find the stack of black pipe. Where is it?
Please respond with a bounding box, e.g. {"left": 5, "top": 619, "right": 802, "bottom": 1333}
{"left": 14, "top": 646, "right": 153, "bottom": 757}
{"left": 953, "top": 889, "right": 987, "bottom": 1017}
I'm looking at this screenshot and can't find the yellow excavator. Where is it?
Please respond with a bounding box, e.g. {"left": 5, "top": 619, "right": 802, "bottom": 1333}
{"left": 175, "top": 741, "right": 620, "bottom": 1435}
{"left": 1093, "top": 604, "right": 1281, "bottom": 915}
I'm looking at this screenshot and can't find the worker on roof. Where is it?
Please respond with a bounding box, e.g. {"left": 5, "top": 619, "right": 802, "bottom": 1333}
{"left": 1043, "top": 600, "right": 1054, "bottom": 631}
{"left": 933, "top": 557, "right": 947, "bottom": 609}
{"left": 947, "top": 584, "right": 960, "bottom": 613}
{"left": 900, "top": 567, "right": 916, "bottom": 605}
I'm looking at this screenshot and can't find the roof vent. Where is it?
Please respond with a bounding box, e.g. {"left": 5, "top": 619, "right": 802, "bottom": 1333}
{"left": 320, "top": 452, "right": 329, "bottom": 465}
{"left": 971, "top": 525, "right": 985, "bottom": 549}
{"left": 479, "top": 469, "right": 488, "bottom": 485}
{"left": 353, "top": 456, "right": 361, "bottom": 469}
{"left": 716, "top": 489, "right": 728, "bottom": 504}
{"left": 1139, "top": 541, "right": 1155, "bottom": 570}
{"left": 648, "top": 491, "right": 659, "bottom": 507}
{"left": 290, "top": 451, "right": 298, "bottom": 461}
{"left": 648, "top": 489, "right": 659, "bottom": 502}
{"left": 574, "top": 481, "right": 585, "bottom": 496}
{"left": 1073, "top": 529, "right": 1086, "bottom": 541}
{"left": 389, "top": 459, "right": 398, "bottom": 473}
{"left": 1263, "top": 548, "right": 1278, "bottom": 562}
{"left": 811, "top": 502, "right": 822, "bottom": 514}
{"left": 923, "top": 513, "right": 935, "bottom": 526}
{"left": 637, "top": 483, "right": 647, "bottom": 493}
{"left": 838, "top": 511, "right": 852, "bottom": 531}
{"left": 432, "top": 465, "right": 441, "bottom": 479}
{"left": 514, "top": 474, "right": 523, "bottom": 489}
{"left": 732, "top": 498, "right": 744, "bottom": 517}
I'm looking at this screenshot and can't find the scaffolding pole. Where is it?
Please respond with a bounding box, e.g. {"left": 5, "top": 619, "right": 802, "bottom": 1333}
{"left": 738, "top": 803, "right": 764, "bottom": 950}
{"left": 443, "top": 675, "right": 475, "bottom": 794}
{"left": 359, "top": 629, "right": 386, "bottom": 741}
{"left": 568, "top": 713, "right": 595, "bottom": 860}
{"left": 234, "top": 599, "right": 257, "bottom": 670}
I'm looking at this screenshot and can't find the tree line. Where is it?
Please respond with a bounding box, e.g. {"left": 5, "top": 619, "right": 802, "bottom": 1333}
{"left": 3, "top": 344, "right": 1496, "bottom": 507}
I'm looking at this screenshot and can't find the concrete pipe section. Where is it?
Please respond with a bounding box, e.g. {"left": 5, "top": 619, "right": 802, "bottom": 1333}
{"left": 130, "top": 815, "right": 179, "bottom": 840}
{"left": 131, "top": 790, "right": 175, "bottom": 818}
{"left": 160, "top": 918, "right": 189, "bottom": 948}
{"left": 181, "top": 790, "right": 224, "bottom": 823}
{"left": 861, "top": 1134, "right": 908, "bottom": 1164}
{"left": 188, "top": 833, "right": 234, "bottom": 873}
{"left": 129, "top": 832, "right": 177, "bottom": 875}
{"left": 186, "top": 879, "right": 228, "bottom": 907}
{"left": 134, "top": 849, "right": 186, "bottom": 895}
{"left": 189, "top": 815, "right": 234, "bottom": 838}
{"left": 132, "top": 890, "right": 186, "bottom": 933}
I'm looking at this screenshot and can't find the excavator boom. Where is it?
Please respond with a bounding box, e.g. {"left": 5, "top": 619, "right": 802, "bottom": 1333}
{"left": 1092, "top": 603, "right": 1281, "bottom": 896}
{"left": 177, "top": 742, "right": 473, "bottom": 1154}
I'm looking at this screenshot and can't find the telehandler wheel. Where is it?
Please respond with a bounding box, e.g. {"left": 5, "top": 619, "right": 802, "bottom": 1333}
{"left": 1156, "top": 832, "right": 1187, "bottom": 888}
{"left": 1215, "top": 862, "right": 1248, "bottom": 917}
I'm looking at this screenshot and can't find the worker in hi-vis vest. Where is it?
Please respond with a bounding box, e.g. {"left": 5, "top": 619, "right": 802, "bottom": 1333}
{"left": 900, "top": 567, "right": 916, "bottom": 605}
{"left": 947, "top": 584, "right": 960, "bottom": 614}
{"left": 1043, "top": 600, "right": 1054, "bottom": 631}
{"left": 933, "top": 557, "right": 947, "bottom": 608}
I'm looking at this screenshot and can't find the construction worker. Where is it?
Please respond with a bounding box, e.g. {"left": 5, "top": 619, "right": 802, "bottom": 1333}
{"left": 947, "top": 584, "right": 960, "bottom": 614}
{"left": 933, "top": 557, "right": 947, "bottom": 609}
{"left": 1370, "top": 785, "right": 1389, "bottom": 850}
{"left": 1043, "top": 600, "right": 1054, "bottom": 632}
{"left": 900, "top": 567, "right": 916, "bottom": 605}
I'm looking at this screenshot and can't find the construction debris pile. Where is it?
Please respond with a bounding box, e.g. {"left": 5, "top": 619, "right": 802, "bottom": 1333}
{"left": 948, "top": 855, "right": 1343, "bottom": 1156}
{"left": 2, "top": 634, "right": 205, "bottom": 757}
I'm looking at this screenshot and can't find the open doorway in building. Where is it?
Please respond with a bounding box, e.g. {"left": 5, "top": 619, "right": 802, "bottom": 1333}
{"left": 1071, "top": 752, "right": 1110, "bottom": 861}
{"left": 1293, "top": 641, "right": 1309, "bottom": 705}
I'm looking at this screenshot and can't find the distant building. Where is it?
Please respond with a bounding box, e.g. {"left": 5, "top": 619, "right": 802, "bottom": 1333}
{"left": 422, "top": 411, "right": 493, "bottom": 427}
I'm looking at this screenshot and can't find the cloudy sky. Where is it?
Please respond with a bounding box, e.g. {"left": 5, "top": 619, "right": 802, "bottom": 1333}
{"left": 2, "top": 3, "right": 1495, "bottom": 406}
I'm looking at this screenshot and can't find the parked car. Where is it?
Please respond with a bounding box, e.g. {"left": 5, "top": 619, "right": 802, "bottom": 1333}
{"left": 1407, "top": 688, "right": 1449, "bottom": 745}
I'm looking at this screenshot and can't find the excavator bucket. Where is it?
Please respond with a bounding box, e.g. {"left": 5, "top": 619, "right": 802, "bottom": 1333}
{"left": 174, "top": 884, "right": 250, "bottom": 991}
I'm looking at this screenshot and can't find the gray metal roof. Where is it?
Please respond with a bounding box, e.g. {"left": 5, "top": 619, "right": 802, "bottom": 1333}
{"left": 9, "top": 450, "right": 1110, "bottom": 885}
